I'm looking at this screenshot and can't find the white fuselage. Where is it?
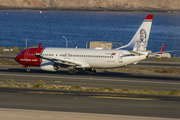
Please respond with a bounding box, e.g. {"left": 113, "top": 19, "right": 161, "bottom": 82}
{"left": 41, "top": 48, "right": 148, "bottom": 69}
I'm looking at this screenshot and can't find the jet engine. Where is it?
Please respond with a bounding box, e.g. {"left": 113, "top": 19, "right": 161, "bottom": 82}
{"left": 40, "top": 62, "right": 59, "bottom": 71}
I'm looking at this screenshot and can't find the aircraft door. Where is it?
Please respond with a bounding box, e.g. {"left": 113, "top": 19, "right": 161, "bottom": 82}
{"left": 31, "top": 53, "right": 37, "bottom": 65}
{"left": 24, "top": 49, "right": 30, "bottom": 65}
{"left": 24, "top": 49, "right": 29, "bottom": 59}
{"left": 64, "top": 53, "right": 71, "bottom": 59}
{"left": 118, "top": 52, "right": 123, "bottom": 63}
{"left": 68, "top": 53, "right": 71, "bottom": 59}
{"left": 64, "top": 53, "right": 67, "bottom": 59}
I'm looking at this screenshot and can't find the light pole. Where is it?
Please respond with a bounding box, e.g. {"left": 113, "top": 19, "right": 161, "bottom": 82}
{"left": 63, "top": 36, "right": 68, "bottom": 48}
{"left": 26, "top": 37, "right": 27, "bottom": 48}
{"left": 86, "top": 41, "right": 88, "bottom": 49}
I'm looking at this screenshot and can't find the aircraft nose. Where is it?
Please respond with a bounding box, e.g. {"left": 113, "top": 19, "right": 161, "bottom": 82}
{"left": 14, "top": 55, "right": 20, "bottom": 62}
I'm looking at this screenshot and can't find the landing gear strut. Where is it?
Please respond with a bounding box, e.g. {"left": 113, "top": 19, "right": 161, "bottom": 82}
{"left": 89, "top": 69, "right": 96, "bottom": 75}
{"left": 68, "top": 66, "right": 76, "bottom": 74}
{"left": 26, "top": 66, "right": 30, "bottom": 72}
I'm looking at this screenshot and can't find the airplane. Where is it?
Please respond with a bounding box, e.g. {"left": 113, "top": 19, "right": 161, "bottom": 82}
{"left": 15, "top": 14, "right": 154, "bottom": 74}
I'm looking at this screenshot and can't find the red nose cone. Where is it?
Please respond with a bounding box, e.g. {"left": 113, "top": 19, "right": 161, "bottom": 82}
{"left": 14, "top": 55, "right": 19, "bottom": 63}
{"left": 14, "top": 51, "right": 24, "bottom": 64}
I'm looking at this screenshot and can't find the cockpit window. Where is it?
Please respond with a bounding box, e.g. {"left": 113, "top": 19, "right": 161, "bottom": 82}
{"left": 18, "top": 52, "right": 22, "bottom": 55}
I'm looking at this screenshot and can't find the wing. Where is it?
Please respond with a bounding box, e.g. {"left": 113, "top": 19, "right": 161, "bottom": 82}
{"left": 35, "top": 54, "right": 81, "bottom": 66}
{"left": 35, "top": 43, "right": 81, "bottom": 66}
{"left": 148, "top": 44, "right": 178, "bottom": 58}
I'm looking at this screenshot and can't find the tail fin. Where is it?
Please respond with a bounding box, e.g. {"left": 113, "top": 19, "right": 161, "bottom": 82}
{"left": 117, "top": 15, "right": 153, "bottom": 52}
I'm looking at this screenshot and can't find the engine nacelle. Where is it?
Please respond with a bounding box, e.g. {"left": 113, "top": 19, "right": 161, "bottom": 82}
{"left": 40, "top": 62, "right": 59, "bottom": 71}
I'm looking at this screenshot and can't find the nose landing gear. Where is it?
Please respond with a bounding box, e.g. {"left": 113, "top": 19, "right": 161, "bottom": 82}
{"left": 26, "top": 66, "right": 30, "bottom": 72}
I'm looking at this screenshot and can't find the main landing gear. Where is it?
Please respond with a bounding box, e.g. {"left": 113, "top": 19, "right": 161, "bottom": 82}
{"left": 26, "top": 66, "right": 30, "bottom": 72}
{"left": 89, "top": 69, "right": 96, "bottom": 75}
{"left": 68, "top": 66, "right": 76, "bottom": 74}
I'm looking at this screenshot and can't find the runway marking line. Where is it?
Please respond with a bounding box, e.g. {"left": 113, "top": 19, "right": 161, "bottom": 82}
{"left": 18, "top": 91, "right": 157, "bottom": 100}
{"left": 0, "top": 73, "right": 180, "bottom": 85}
{"left": 18, "top": 91, "right": 127, "bottom": 97}
{"left": 18, "top": 91, "right": 65, "bottom": 94}
{"left": 66, "top": 93, "right": 76, "bottom": 95}
{"left": 74, "top": 97, "right": 84, "bottom": 99}
{"left": 89, "top": 96, "right": 157, "bottom": 100}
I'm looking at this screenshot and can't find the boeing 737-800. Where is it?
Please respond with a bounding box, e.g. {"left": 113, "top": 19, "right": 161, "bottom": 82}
{"left": 15, "top": 14, "right": 154, "bottom": 74}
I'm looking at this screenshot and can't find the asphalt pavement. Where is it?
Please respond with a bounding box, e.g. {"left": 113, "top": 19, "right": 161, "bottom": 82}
{"left": 0, "top": 56, "right": 180, "bottom": 119}
{"left": 0, "top": 87, "right": 180, "bottom": 119}
{"left": 0, "top": 66, "right": 180, "bottom": 91}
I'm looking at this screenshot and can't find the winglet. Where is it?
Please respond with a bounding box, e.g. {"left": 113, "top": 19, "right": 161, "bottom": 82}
{"left": 148, "top": 44, "right": 167, "bottom": 58}
{"left": 37, "top": 43, "right": 41, "bottom": 53}
{"left": 159, "top": 44, "right": 166, "bottom": 53}
{"left": 35, "top": 43, "right": 42, "bottom": 56}
{"left": 156, "top": 44, "right": 166, "bottom": 56}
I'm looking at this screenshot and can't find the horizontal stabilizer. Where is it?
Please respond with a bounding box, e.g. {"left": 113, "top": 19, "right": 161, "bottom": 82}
{"left": 127, "top": 50, "right": 145, "bottom": 56}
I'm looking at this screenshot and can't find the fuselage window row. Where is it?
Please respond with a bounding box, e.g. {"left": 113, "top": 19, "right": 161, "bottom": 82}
{"left": 42, "top": 54, "right": 114, "bottom": 58}
{"left": 42, "top": 54, "right": 54, "bottom": 56}
{"left": 59, "top": 54, "right": 113, "bottom": 58}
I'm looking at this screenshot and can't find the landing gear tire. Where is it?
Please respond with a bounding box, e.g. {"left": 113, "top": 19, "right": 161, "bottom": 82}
{"left": 89, "top": 69, "right": 96, "bottom": 75}
{"left": 68, "top": 66, "right": 76, "bottom": 75}
{"left": 26, "top": 66, "right": 30, "bottom": 72}
{"left": 69, "top": 70, "right": 76, "bottom": 75}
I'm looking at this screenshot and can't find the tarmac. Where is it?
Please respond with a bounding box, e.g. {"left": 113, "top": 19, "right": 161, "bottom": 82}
{"left": 0, "top": 108, "right": 179, "bottom": 120}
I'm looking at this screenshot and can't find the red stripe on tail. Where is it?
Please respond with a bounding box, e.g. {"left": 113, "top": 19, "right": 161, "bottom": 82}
{"left": 145, "top": 15, "right": 153, "bottom": 20}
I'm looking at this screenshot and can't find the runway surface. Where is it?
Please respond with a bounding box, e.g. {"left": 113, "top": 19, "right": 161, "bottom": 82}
{"left": 0, "top": 66, "right": 180, "bottom": 119}
{"left": 0, "top": 87, "right": 180, "bottom": 119}
{"left": 132, "top": 61, "right": 180, "bottom": 67}
{"left": 0, "top": 55, "right": 15, "bottom": 60}
{"left": 1, "top": 108, "right": 179, "bottom": 120}
{"left": 0, "top": 66, "right": 180, "bottom": 91}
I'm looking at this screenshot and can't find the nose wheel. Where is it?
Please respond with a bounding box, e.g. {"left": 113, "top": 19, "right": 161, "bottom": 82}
{"left": 26, "top": 66, "right": 30, "bottom": 72}
{"left": 69, "top": 70, "right": 76, "bottom": 74}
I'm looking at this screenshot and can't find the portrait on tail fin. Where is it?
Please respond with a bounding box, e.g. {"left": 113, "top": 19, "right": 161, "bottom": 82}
{"left": 116, "top": 14, "right": 153, "bottom": 52}
{"left": 133, "top": 29, "right": 148, "bottom": 52}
